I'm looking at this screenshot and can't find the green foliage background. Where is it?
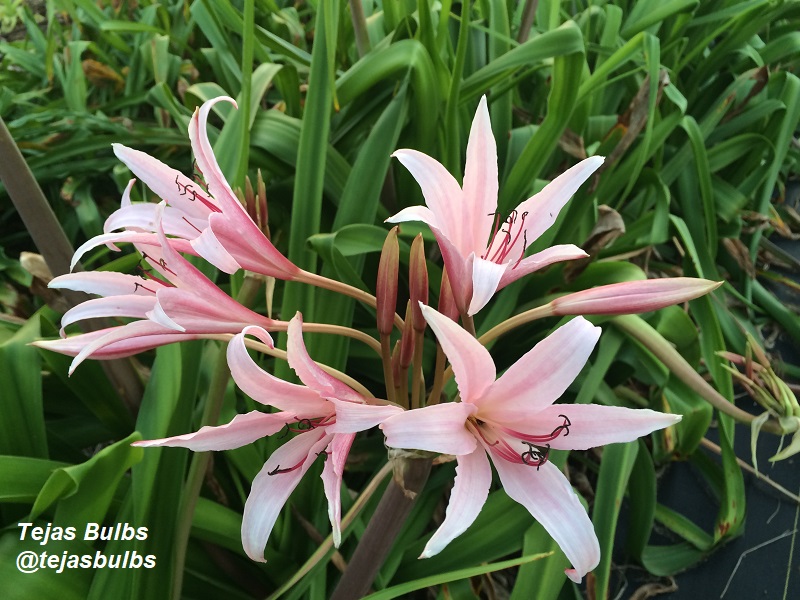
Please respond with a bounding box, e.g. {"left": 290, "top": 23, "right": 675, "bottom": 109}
{"left": 1, "top": 1, "right": 799, "bottom": 598}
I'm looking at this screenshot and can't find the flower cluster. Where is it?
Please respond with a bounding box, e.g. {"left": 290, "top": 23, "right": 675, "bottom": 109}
{"left": 36, "top": 96, "right": 723, "bottom": 583}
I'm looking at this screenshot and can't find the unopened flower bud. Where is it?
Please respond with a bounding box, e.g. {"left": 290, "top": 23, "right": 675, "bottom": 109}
{"left": 409, "top": 234, "right": 429, "bottom": 331}
{"left": 377, "top": 227, "right": 400, "bottom": 336}
{"left": 550, "top": 278, "right": 723, "bottom": 316}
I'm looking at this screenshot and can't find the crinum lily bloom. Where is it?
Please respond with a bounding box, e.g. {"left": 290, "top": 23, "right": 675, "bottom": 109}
{"left": 388, "top": 96, "right": 603, "bottom": 316}
{"left": 380, "top": 305, "right": 681, "bottom": 582}
{"left": 34, "top": 205, "right": 281, "bottom": 374}
{"left": 134, "top": 314, "right": 402, "bottom": 559}
{"left": 72, "top": 97, "right": 298, "bottom": 279}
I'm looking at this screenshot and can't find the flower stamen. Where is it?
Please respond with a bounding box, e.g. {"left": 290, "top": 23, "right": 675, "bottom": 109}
{"left": 520, "top": 442, "right": 550, "bottom": 469}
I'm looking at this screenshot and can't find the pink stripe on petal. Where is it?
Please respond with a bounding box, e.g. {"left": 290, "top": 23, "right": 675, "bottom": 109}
{"left": 71, "top": 231, "right": 164, "bottom": 271}
{"left": 66, "top": 319, "right": 183, "bottom": 373}
{"left": 380, "top": 402, "right": 478, "bottom": 456}
{"left": 462, "top": 96, "right": 499, "bottom": 256}
{"left": 204, "top": 214, "right": 297, "bottom": 278}
{"left": 321, "top": 433, "right": 354, "bottom": 547}
{"left": 497, "top": 244, "right": 588, "bottom": 290}
{"left": 287, "top": 313, "right": 364, "bottom": 403}
{"left": 515, "top": 156, "right": 604, "bottom": 245}
{"left": 113, "top": 143, "right": 217, "bottom": 219}
{"left": 133, "top": 410, "right": 295, "bottom": 451}
{"left": 189, "top": 98, "right": 252, "bottom": 225}
{"left": 49, "top": 272, "right": 155, "bottom": 297}
{"left": 421, "top": 445, "right": 492, "bottom": 558}
{"left": 490, "top": 456, "right": 599, "bottom": 583}
{"left": 104, "top": 203, "right": 206, "bottom": 241}
{"left": 420, "top": 305, "right": 495, "bottom": 402}
{"left": 241, "top": 429, "right": 330, "bottom": 561}
{"left": 550, "top": 278, "right": 723, "bottom": 316}
{"left": 227, "top": 328, "right": 330, "bottom": 415}
{"left": 478, "top": 317, "right": 600, "bottom": 421}
{"left": 60, "top": 295, "right": 156, "bottom": 336}
{"left": 152, "top": 288, "right": 276, "bottom": 333}
{"left": 189, "top": 218, "right": 242, "bottom": 274}
{"left": 324, "top": 399, "right": 403, "bottom": 434}
{"left": 392, "top": 149, "right": 464, "bottom": 251}
{"left": 434, "top": 229, "right": 473, "bottom": 316}
{"left": 33, "top": 327, "right": 194, "bottom": 360}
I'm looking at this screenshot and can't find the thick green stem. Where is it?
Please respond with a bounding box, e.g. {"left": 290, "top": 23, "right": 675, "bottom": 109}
{"left": 296, "top": 269, "right": 405, "bottom": 331}
{"left": 329, "top": 457, "right": 432, "bottom": 600}
{"left": 478, "top": 304, "right": 554, "bottom": 346}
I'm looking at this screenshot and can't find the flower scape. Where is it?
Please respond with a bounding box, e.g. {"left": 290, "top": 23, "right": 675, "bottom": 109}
{"left": 35, "top": 96, "right": 727, "bottom": 587}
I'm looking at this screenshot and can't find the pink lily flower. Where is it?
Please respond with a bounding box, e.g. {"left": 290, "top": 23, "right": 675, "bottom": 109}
{"left": 34, "top": 206, "right": 281, "bottom": 374}
{"left": 134, "top": 315, "right": 402, "bottom": 559}
{"left": 380, "top": 305, "right": 681, "bottom": 582}
{"left": 72, "top": 97, "right": 298, "bottom": 279}
{"left": 387, "top": 96, "right": 603, "bottom": 316}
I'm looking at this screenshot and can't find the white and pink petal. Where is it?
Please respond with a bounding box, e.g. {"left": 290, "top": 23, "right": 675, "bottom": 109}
{"left": 380, "top": 402, "right": 478, "bottom": 456}
{"left": 420, "top": 445, "right": 492, "bottom": 558}
{"left": 420, "top": 304, "right": 496, "bottom": 402}
{"left": 227, "top": 327, "right": 330, "bottom": 415}
{"left": 241, "top": 429, "right": 331, "bottom": 561}
{"left": 321, "top": 433, "right": 355, "bottom": 547}
{"left": 490, "top": 456, "right": 600, "bottom": 583}
{"left": 478, "top": 317, "right": 600, "bottom": 423}
{"left": 516, "top": 404, "right": 681, "bottom": 451}
{"left": 132, "top": 410, "right": 295, "bottom": 451}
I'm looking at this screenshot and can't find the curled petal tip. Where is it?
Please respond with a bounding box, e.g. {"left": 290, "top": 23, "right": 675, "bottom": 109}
{"left": 565, "top": 568, "right": 582, "bottom": 584}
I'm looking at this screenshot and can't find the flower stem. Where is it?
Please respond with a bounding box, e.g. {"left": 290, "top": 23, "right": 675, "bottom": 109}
{"left": 296, "top": 269, "right": 405, "bottom": 331}
{"left": 478, "top": 304, "right": 554, "bottom": 346}
{"left": 461, "top": 313, "right": 477, "bottom": 337}
{"left": 428, "top": 343, "right": 447, "bottom": 406}
{"left": 329, "top": 456, "right": 432, "bottom": 600}
{"left": 411, "top": 332, "right": 424, "bottom": 409}
{"left": 380, "top": 333, "right": 398, "bottom": 406}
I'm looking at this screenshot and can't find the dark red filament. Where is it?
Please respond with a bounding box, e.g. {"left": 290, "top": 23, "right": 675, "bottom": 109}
{"left": 174, "top": 174, "right": 221, "bottom": 213}
{"left": 484, "top": 210, "right": 529, "bottom": 267}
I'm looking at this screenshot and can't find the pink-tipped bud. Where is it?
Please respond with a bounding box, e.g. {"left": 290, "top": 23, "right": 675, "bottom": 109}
{"left": 550, "top": 278, "right": 723, "bottom": 316}
{"left": 409, "top": 234, "right": 429, "bottom": 332}
{"left": 399, "top": 301, "right": 415, "bottom": 370}
{"left": 438, "top": 267, "right": 459, "bottom": 322}
{"left": 376, "top": 226, "right": 400, "bottom": 336}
